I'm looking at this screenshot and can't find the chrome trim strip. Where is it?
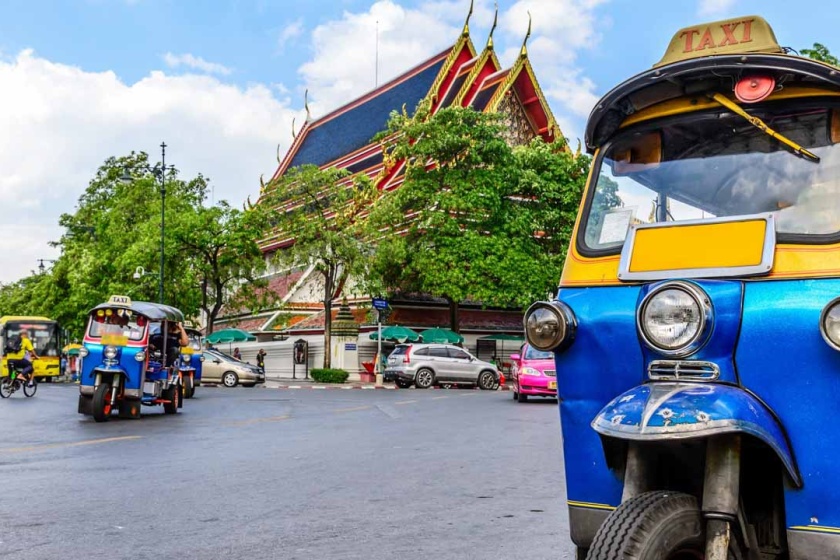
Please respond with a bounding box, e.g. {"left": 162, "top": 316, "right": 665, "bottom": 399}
{"left": 618, "top": 212, "right": 776, "bottom": 281}
{"left": 648, "top": 359, "right": 720, "bottom": 381}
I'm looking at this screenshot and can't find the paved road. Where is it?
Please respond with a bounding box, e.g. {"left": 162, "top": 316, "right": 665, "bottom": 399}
{"left": 0, "top": 384, "right": 575, "bottom": 560}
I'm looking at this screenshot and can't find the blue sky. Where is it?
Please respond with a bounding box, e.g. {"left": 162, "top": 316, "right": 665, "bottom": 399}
{"left": 0, "top": 0, "right": 835, "bottom": 282}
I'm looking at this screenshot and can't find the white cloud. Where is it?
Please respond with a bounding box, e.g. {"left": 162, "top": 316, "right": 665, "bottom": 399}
{"left": 0, "top": 49, "right": 300, "bottom": 283}
{"left": 698, "top": 0, "right": 737, "bottom": 17}
{"left": 163, "top": 52, "right": 233, "bottom": 76}
{"left": 278, "top": 19, "right": 305, "bottom": 52}
{"left": 295, "top": 0, "right": 606, "bottom": 142}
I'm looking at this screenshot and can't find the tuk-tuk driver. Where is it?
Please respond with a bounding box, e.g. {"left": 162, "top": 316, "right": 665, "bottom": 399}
{"left": 150, "top": 322, "right": 190, "bottom": 366}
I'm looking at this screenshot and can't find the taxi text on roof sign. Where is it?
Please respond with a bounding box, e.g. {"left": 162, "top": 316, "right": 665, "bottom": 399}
{"left": 107, "top": 295, "right": 132, "bottom": 307}
{"left": 655, "top": 15, "right": 783, "bottom": 68}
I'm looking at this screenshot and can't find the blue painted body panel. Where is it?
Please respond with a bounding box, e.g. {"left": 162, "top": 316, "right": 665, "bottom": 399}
{"left": 556, "top": 277, "right": 840, "bottom": 537}
{"left": 737, "top": 279, "right": 840, "bottom": 533}
{"left": 80, "top": 344, "right": 144, "bottom": 390}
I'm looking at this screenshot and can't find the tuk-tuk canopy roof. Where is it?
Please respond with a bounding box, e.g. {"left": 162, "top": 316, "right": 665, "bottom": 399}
{"left": 89, "top": 300, "right": 184, "bottom": 322}
{"left": 586, "top": 15, "right": 840, "bottom": 152}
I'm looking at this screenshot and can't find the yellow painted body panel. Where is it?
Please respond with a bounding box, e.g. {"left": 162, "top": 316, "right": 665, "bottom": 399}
{"left": 0, "top": 316, "right": 62, "bottom": 379}
{"left": 629, "top": 220, "right": 766, "bottom": 273}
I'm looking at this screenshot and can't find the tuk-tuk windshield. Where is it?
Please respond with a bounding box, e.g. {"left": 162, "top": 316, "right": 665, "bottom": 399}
{"left": 88, "top": 313, "right": 146, "bottom": 342}
{"left": 583, "top": 98, "right": 840, "bottom": 252}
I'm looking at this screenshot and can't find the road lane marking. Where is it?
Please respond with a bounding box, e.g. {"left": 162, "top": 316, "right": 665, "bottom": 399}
{"left": 333, "top": 406, "right": 372, "bottom": 413}
{"left": 394, "top": 400, "right": 417, "bottom": 405}
{"left": 0, "top": 435, "right": 143, "bottom": 454}
{"left": 229, "top": 415, "right": 290, "bottom": 426}
{"left": 459, "top": 393, "right": 478, "bottom": 397}
{"left": 431, "top": 396, "right": 449, "bottom": 400}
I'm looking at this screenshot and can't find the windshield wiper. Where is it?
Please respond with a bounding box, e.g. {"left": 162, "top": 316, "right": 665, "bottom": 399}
{"left": 709, "top": 93, "right": 820, "bottom": 163}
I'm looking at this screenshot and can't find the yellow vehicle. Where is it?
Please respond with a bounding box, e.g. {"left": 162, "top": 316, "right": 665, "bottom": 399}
{"left": 0, "top": 316, "right": 62, "bottom": 381}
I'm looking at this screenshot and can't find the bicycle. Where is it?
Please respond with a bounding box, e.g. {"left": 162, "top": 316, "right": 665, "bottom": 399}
{"left": 1, "top": 364, "right": 37, "bottom": 398}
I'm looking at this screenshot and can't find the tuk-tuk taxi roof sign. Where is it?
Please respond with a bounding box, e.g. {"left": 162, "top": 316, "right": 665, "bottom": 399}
{"left": 655, "top": 16, "right": 783, "bottom": 68}
{"left": 107, "top": 295, "right": 132, "bottom": 307}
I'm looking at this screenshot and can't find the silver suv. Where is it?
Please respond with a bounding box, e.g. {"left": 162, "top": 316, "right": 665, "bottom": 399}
{"left": 384, "top": 344, "right": 500, "bottom": 390}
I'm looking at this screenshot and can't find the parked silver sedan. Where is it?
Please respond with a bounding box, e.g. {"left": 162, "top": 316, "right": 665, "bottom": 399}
{"left": 383, "top": 344, "right": 499, "bottom": 389}
{"left": 201, "top": 350, "right": 265, "bottom": 388}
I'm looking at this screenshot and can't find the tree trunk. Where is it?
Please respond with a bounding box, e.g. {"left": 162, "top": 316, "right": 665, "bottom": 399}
{"left": 447, "top": 297, "right": 460, "bottom": 333}
{"left": 323, "top": 265, "right": 335, "bottom": 369}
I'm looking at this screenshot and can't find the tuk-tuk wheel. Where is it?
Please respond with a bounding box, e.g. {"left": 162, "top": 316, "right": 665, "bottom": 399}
{"left": 586, "top": 491, "right": 742, "bottom": 559}
{"left": 92, "top": 384, "right": 112, "bottom": 422}
{"left": 182, "top": 375, "right": 195, "bottom": 399}
{"left": 163, "top": 385, "right": 179, "bottom": 414}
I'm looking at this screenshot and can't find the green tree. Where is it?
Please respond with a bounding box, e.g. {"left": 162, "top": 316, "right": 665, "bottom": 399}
{"left": 262, "top": 165, "right": 376, "bottom": 368}
{"left": 368, "top": 106, "right": 588, "bottom": 330}
{"left": 802, "top": 43, "right": 839, "bottom": 67}
{"left": 170, "top": 201, "right": 274, "bottom": 334}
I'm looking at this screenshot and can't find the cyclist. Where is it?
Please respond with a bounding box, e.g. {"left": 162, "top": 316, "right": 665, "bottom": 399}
{"left": 7, "top": 331, "right": 39, "bottom": 387}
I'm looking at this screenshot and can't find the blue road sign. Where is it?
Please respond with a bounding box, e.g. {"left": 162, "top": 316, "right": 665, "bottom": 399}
{"left": 372, "top": 297, "right": 388, "bottom": 310}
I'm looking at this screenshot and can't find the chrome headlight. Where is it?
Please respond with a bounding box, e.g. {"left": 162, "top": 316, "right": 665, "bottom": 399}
{"left": 524, "top": 301, "right": 577, "bottom": 352}
{"left": 79, "top": 347, "right": 89, "bottom": 358}
{"left": 638, "top": 281, "right": 712, "bottom": 357}
{"left": 199, "top": 355, "right": 205, "bottom": 362}
{"left": 103, "top": 346, "right": 118, "bottom": 360}
{"left": 134, "top": 351, "right": 146, "bottom": 362}
{"left": 820, "top": 297, "right": 840, "bottom": 351}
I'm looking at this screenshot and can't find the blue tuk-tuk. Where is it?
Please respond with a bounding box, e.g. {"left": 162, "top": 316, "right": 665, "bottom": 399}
{"left": 179, "top": 324, "right": 203, "bottom": 399}
{"left": 524, "top": 15, "right": 840, "bottom": 560}
{"left": 78, "top": 296, "right": 184, "bottom": 421}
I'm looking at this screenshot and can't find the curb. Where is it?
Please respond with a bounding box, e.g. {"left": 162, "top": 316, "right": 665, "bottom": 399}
{"left": 260, "top": 383, "right": 513, "bottom": 391}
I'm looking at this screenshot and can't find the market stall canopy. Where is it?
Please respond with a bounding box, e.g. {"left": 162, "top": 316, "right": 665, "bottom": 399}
{"left": 419, "top": 327, "right": 464, "bottom": 344}
{"left": 205, "top": 328, "right": 257, "bottom": 344}
{"left": 63, "top": 343, "right": 83, "bottom": 356}
{"left": 478, "top": 333, "right": 524, "bottom": 341}
{"left": 369, "top": 325, "right": 420, "bottom": 343}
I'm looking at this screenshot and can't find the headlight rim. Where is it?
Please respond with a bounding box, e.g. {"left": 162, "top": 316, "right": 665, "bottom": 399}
{"left": 523, "top": 300, "right": 577, "bottom": 353}
{"left": 819, "top": 296, "right": 840, "bottom": 351}
{"left": 103, "top": 345, "right": 118, "bottom": 360}
{"left": 637, "top": 280, "right": 713, "bottom": 358}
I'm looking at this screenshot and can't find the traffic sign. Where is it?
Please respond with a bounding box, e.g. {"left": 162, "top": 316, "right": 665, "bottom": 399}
{"left": 372, "top": 297, "right": 389, "bottom": 310}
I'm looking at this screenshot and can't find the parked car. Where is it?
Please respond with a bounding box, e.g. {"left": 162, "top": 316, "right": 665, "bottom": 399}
{"left": 509, "top": 343, "right": 557, "bottom": 402}
{"left": 201, "top": 350, "right": 265, "bottom": 388}
{"left": 383, "top": 344, "right": 499, "bottom": 390}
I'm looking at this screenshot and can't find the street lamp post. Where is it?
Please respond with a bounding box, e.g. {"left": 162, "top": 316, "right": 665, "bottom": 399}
{"left": 37, "top": 259, "right": 56, "bottom": 274}
{"left": 120, "top": 142, "right": 174, "bottom": 304}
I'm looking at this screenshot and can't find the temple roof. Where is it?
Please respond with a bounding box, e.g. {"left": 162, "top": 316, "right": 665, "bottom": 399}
{"left": 279, "top": 49, "right": 450, "bottom": 174}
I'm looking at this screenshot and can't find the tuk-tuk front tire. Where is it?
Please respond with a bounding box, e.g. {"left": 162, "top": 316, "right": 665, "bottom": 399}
{"left": 92, "top": 384, "right": 112, "bottom": 423}
{"left": 182, "top": 375, "right": 195, "bottom": 399}
{"left": 163, "top": 385, "right": 179, "bottom": 414}
{"left": 586, "top": 491, "right": 731, "bottom": 560}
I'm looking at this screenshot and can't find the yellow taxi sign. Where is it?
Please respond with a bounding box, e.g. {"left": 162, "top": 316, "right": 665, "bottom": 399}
{"left": 101, "top": 334, "right": 129, "bottom": 347}
{"left": 655, "top": 16, "right": 783, "bottom": 68}
{"left": 107, "top": 295, "right": 132, "bottom": 307}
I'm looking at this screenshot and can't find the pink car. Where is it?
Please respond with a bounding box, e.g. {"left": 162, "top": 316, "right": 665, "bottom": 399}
{"left": 509, "top": 344, "right": 557, "bottom": 403}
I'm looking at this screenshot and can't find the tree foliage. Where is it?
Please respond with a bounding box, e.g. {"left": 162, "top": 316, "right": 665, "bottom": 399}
{"left": 0, "top": 152, "right": 269, "bottom": 339}
{"left": 368, "top": 106, "right": 589, "bottom": 329}
{"left": 802, "top": 43, "right": 839, "bottom": 67}
{"left": 262, "top": 164, "right": 377, "bottom": 367}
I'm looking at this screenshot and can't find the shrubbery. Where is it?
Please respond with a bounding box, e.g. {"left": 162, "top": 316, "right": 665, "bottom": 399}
{"left": 310, "top": 368, "right": 349, "bottom": 384}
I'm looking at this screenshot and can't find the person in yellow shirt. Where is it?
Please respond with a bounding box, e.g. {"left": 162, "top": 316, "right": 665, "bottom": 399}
{"left": 7, "top": 331, "right": 39, "bottom": 387}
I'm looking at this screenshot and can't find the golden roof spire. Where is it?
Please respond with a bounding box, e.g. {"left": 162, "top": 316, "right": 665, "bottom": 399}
{"left": 462, "top": 0, "right": 474, "bottom": 37}
{"left": 304, "top": 89, "right": 311, "bottom": 122}
{"left": 487, "top": 2, "right": 498, "bottom": 49}
{"left": 291, "top": 117, "right": 297, "bottom": 140}
{"left": 520, "top": 11, "right": 532, "bottom": 58}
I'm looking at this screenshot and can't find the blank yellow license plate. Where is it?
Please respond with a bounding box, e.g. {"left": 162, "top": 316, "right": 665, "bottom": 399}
{"left": 548, "top": 381, "right": 557, "bottom": 390}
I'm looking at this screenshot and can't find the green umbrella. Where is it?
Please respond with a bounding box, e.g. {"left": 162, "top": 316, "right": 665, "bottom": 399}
{"left": 369, "top": 325, "right": 420, "bottom": 343}
{"left": 205, "top": 328, "right": 257, "bottom": 344}
{"left": 419, "top": 327, "right": 464, "bottom": 344}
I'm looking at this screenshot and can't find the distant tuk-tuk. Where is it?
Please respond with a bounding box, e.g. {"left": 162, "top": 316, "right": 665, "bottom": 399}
{"left": 179, "top": 324, "right": 203, "bottom": 399}
{"left": 524, "top": 16, "right": 840, "bottom": 560}
{"left": 78, "top": 296, "right": 184, "bottom": 422}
